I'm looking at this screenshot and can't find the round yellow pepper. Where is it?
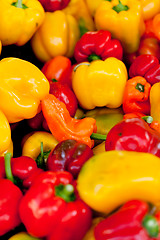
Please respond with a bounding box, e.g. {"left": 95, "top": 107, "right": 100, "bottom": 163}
{"left": 0, "top": 57, "right": 50, "bottom": 123}
{"left": 77, "top": 150, "right": 160, "bottom": 214}
{"left": 0, "top": 110, "right": 11, "bottom": 155}
{"left": 22, "top": 131, "right": 58, "bottom": 160}
{"left": 31, "top": 11, "right": 80, "bottom": 62}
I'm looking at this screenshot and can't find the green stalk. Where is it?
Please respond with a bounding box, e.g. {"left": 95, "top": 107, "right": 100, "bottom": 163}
{"left": 91, "top": 133, "right": 107, "bottom": 141}
{"left": 4, "top": 153, "right": 14, "bottom": 183}
{"left": 12, "top": 0, "right": 28, "bottom": 9}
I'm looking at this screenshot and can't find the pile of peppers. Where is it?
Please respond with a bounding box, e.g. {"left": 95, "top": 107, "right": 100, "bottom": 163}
{"left": 1, "top": 0, "right": 160, "bottom": 239}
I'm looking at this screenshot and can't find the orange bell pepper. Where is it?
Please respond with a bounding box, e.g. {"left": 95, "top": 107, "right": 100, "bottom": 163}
{"left": 41, "top": 94, "right": 97, "bottom": 148}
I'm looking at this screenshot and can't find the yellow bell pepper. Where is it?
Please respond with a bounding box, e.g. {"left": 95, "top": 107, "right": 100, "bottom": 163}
{"left": 77, "top": 150, "right": 160, "bottom": 214}
{"left": 63, "top": 0, "right": 95, "bottom": 35}
{"left": 85, "top": 0, "right": 103, "bottom": 16}
{"left": 0, "top": 0, "right": 45, "bottom": 46}
{"left": 0, "top": 110, "right": 11, "bottom": 155}
{"left": 0, "top": 57, "right": 50, "bottom": 123}
{"left": 150, "top": 82, "right": 160, "bottom": 122}
{"left": 8, "top": 232, "right": 40, "bottom": 240}
{"left": 31, "top": 10, "right": 80, "bottom": 62}
{"left": 22, "top": 131, "right": 58, "bottom": 160}
{"left": 83, "top": 217, "right": 104, "bottom": 240}
{"left": 0, "top": 41, "right": 2, "bottom": 54}
{"left": 72, "top": 58, "right": 128, "bottom": 110}
{"left": 95, "top": 0, "right": 145, "bottom": 53}
{"left": 0, "top": 140, "right": 13, "bottom": 157}
{"left": 141, "top": 0, "right": 160, "bottom": 20}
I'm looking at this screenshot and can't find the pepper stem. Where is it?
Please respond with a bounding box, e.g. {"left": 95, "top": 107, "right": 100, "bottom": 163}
{"left": 142, "top": 214, "right": 159, "bottom": 238}
{"left": 112, "top": 0, "right": 129, "bottom": 13}
{"left": 135, "top": 83, "right": 145, "bottom": 92}
{"left": 4, "top": 153, "right": 14, "bottom": 183}
{"left": 55, "top": 184, "right": 76, "bottom": 202}
{"left": 11, "top": 0, "right": 28, "bottom": 9}
{"left": 91, "top": 133, "right": 107, "bottom": 141}
{"left": 142, "top": 116, "right": 153, "bottom": 124}
{"left": 88, "top": 53, "right": 101, "bottom": 62}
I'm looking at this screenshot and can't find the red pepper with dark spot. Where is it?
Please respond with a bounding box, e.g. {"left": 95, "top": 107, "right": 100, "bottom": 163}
{"left": 38, "top": 0, "right": 70, "bottom": 12}
{"left": 74, "top": 30, "right": 123, "bottom": 63}
{"left": 94, "top": 200, "right": 160, "bottom": 240}
{"left": 129, "top": 54, "right": 160, "bottom": 85}
{"left": 105, "top": 117, "right": 160, "bottom": 157}
{"left": 19, "top": 171, "right": 92, "bottom": 240}
{"left": 47, "top": 139, "right": 93, "bottom": 178}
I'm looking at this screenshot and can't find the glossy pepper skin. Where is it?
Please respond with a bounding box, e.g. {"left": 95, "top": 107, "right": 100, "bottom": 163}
{"left": 49, "top": 81, "right": 78, "bottom": 117}
{"left": 0, "top": 179, "right": 23, "bottom": 236}
{"left": 19, "top": 171, "right": 92, "bottom": 239}
{"left": 150, "top": 82, "right": 160, "bottom": 123}
{"left": 74, "top": 30, "right": 123, "bottom": 63}
{"left": 0, "top": 109, "right": 11, "bottom": 155}
{"left": 38, "top": 0, "right": 70, "bottom": 11}
{"left": 41, "top": 56, "right": 72, "bottom": 88}
{"left": 129, "top": 55, "right": 160, "bottom": 85}
{"left": 122, "top": 76, "right": 151, "bottom": 115}
{"left": 0, "top": 58, "right": 50, "bottom": 123}
{"left": 77, "top": 150, "right": 160, "bottom": 214}
{"left": 72, "top": 57, "right": 128, "bottom": 110}
{"left": 141, "top": 0, "right": 160, "bottom": 20}
{"left": 105, "top": 117, "right": 160, "bottom": 157}
{"left": 94, "top": 200, "right": 160, "bottom": 240}
{"left": 31, "top": 11, "right": 80, "bottom": 62}
{"left": 42, "top": 94, "right": 97, "bottom": 148}
{"left": 95, "top": 0, "right": 145, "bottom": 54}
{"left": 47, "top": 139, "right": 93, "bottom": 178}
{"left": 0, "top": 0, "right": 45, "bottom": 46}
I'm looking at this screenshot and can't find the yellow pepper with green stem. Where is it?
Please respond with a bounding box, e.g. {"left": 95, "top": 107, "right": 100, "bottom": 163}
{"left": 72, "top": 57, "right": 128, "bottom": 110}
{"left": 0, "top": 57, "right": 50, "bottom": 123}
{"left": 0, "top": 0, "right": 45, "bottom": 46}
{"left": 95, "top": 0, "right": 145, "bottom": 53}
{"left": 77, "top": 150, "right": 160, "bottom": 214}
{"left": 31, "top": 10, "right": 80, "bottom": 62}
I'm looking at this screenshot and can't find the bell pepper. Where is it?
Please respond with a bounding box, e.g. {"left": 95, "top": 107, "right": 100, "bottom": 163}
{"left": 77, "top": 150, "right": 160, "bottom": 214}
{"left": 138, "top": 37, "right": 160, "bottom": 59}
{"left": 22, "top": 131, "right": 58, "bottom": 161}
{"left": 129, "top": 54, "right": 160, "bottom": 85}
{"left": 105, "top": 117, "right": 160, "bottom": 157}
{"left": 31, "top": 10, "right": 80, "bottom": 62}
{"left": 150, "top": 82, "right": 160, "bottom": 122}
{"left": 0, "top": 57, "right": 50, "bottom": 123}
{"left": 0, "top": 109, "right": 11, "bottom": 155}
{"left": 72, "top": 57, "right": 128, "bottom": 110}
{"left": 63, "top": 0, "right": 95, "bottom": 36}
{"left": 47, "top": 139, "right": 93, "bottom": 178}
{"left": 141, "top": 0, "right": 160, "bottom": 20}
{"left": 143, "top": 13, "right": 160, "bottom": 40}
{"left": 0, "top": 178, "right": 23, "bottom": 236}
{"left": 0, "top": 139, "right": 13, "bottom": 157}
{"left": 41, "top": 94, "right": 97, "bottom": 148}
{"left": 74, "top": 30, "right": 123, "bottom": 63}
{"left": 85, "top": 0, "right": 103, "bottom": 16}
{"left": 41, "top": 56, "right": 73, "bottom": 88}
{"left": 122, "top": 76, "right": 151, "bottom": 115}
{"left": 0, "top": 0, "right": 45, "bottom": 46}
{"left": 95, "top": 0, "right": 145, "bottom": 54}
{"left": 19, "top": 171, "right": 92, "bottom": 239}
{"left": 94, "top": 200, "right": 160, "bottom": 240}
{"left": 27, "top": 111, "right": 49, "bottom": 131}
{"left": 8, "top": 232, "right": 40, "bottom": 240}
{"left": 38, "top": 0, "right": 70, "bottom": 11}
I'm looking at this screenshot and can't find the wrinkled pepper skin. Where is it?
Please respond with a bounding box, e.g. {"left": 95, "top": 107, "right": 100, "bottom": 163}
{"left": 129, "top": 55, "right": 160, "bottom": 85}
{"left": 47, "top": 139, "right": 93, "bottom": 178}
{"left": 0, "top": 0, "right": 45, "bottom": 46}
{"left": 74, "top": 30, "right": 123, "bottom": 63}
{"left": 0, "top": 110, "right": 11, "bottom": 155}
{"left": 122, "top": 76, "right": 151, "bottom": 115}
{"left": 77, "top": 150, "right": 160, "bottom": 214}
{"left": 31, "top": 11, "right": 80, "bottom": 62}
{"left": 38, "top": 0, "right": 70, "bottom": 11}
{"left": 72, "top": 57, "right": 128, "bottom": 110}
{"left": 0, "top": 179, "right": 23, "bottom": 236}
{"left": 105, "top": 117, "right": 160, "bottom": 157}
{"left": 94, "top": 200, "right": 159, "bottom": 240}
{"left": 19, "top": 171, "right": 92, "bottom": 239}
{"left": 95, "top": 0, "right": 145, "bottom": 54}
{"left": 0, "top": 58, "right": 50, "bottom": 123}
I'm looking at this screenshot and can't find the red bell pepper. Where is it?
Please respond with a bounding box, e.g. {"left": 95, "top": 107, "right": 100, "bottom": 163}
{"left": 94, "top": 200, "right": 160, "bottom": 240}
{"left": 105, "top": 117, "right": 160, "bottom": 157}
{"left": 122, "top": 76, "right": 151, "bottom": 115}
{"left": 74, "top": 30, "right": 123, "bottom": 63}
{"left": 19, "top": 171, "right": 92, "bottom": 240}
{"left": 129, "top": 54, "right": 160, "bottom": 85}
{"left": 41, "top": 56, "right": 72, "bottom": 88}
{"left": 47, "top": 139, "right": 93, "bottom": 178}
{"left": 0, "top": 178, "right": 23, "bottom": 236}
{"left": 38, "top": 0, "right": 70, "bottom": 12}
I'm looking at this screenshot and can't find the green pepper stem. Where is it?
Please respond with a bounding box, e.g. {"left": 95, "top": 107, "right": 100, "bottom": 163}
{"left": 112, "top": 0, "right": 129, "bottom": 13}
{"left": 11, "top": 0, "right": 28, "bottom": 9}
{"left": 88, "top": 53, "right": 101, "bottom": 62}
{"left": 135, "top": 83, "right": 145, "bottom": 92}
{"left": 142, "top": 214, "right": 159, "bottom": 238}
{"left": 91, "top": 133, "right": 107, "bottom": 141}
{"left": 142, "top": 116, "right": 153, "bottom": 124}
{"left": 4, "top": 153, "right": 14, "bottom": 183}
{"left": 55, "top": 184, "right": 76, "bottom": 202}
